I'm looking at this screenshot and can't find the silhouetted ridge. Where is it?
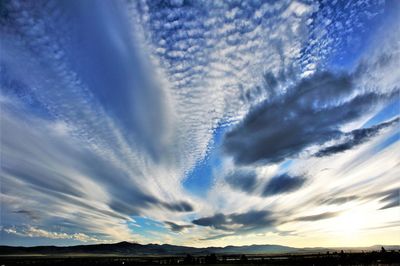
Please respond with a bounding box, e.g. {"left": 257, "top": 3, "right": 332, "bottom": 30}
{"left": 0, "top": 242, "right": 398, "bottom": 256}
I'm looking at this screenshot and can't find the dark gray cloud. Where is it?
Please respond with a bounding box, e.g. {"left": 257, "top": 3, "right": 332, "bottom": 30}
{"left": 294, "top": 211, "right": 338, "bottom": 222}
{"left": 364, "top": 187, "right": 399, "bottom": 210}
{"left": 225, "top": 170, "right": 257, "bottom": 193}
{"left": 200, "top": 233, "right": 236, "bottom": 241}
{"left": 192, "top": 210, "right": 275, "bottom": 232}
{"left": 200, "top": 228, "right": 297, "bottom": 241}
{"left": 375, "top": 188, "right": 399, "bottom": 210}
{"left": 13, "top": 210, "right": 39, "bottom": 221}
{"left": 109, "top": 197, "right": 193, "bottom": 216}
{"left": 223, "top": 71, "right": 395, "bottom": 165}
{"left": 163, "top": 201, "right": 194, "bottom": 212}
{"left": 192, "top": 213, "right": 229, "bottom": 231}
{"left": 225, "top": 170, "right": 305, "bottom": 197}
{"left": 315, "top": 117, "right": 399, "bottom": 157}
{"left": 262, "top": 174, "right": 306, "bottom": 197}
{"left": 230, "top": 210, "right": 275, "bottom": 231}
{"left": 164, "top": 221, "right": 193, "bottom": 233}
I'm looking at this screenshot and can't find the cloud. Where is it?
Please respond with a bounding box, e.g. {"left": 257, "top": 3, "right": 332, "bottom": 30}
{"left": 163, "top": 201, "right": 194, "bottom": 212}
{"left": 225, "top": 170, "right": 305, "bottom": 197}
{"left": 164, "top": 221, "right": 193, "bottom": 233}
{"left": 192, "top": 213, "right": 229, "bottom": 231}
{"left": 0, "top": 106, "right": 192, "bottom": 242}
{"left": 315, "top": 117, "right": 399, "bottom": 157}
{"left": 223, "top": 71, "right": 396, "bottom": 166}
{"left": 108, "top": 197, "right": 193, "bottom": 218}
{"left": 200, "top": 233, "right": 236, "bottom": 241}
{"left": 136, "top": 0, "right": 321, "bottom": 172}
{"left": 319, "top": 196, "right": 359, "bottom": 205}
{"left": 0, "top": 0, "right": 319, "bottom": 245}
{"left": 10, "top": 118, "right": 186, "bottom": 217}
{"left": 294, "top": 211, "right": 339, "bottom": 222}
{"left": 192, "top": 210, "right": 275, "bottom": 233}
{"left": 229, "top": 210, "right": 275, "bottom": 231}
{"left": 367, "top": 188, "right": 400, "bottom": 210}
{"left": 225, "top": 170, "right": 257, "bottom": 193}
{"left": 12, "top": 210, "right": 39, "bottom": 221}
{"left": 3, "top": 226, "right": 101, "bottom": 243}
{"left": 262, "top": 174, "right": 306, "bottom": 197}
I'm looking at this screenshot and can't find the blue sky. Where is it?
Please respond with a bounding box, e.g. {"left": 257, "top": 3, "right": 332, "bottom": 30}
{"left": 0, "top": 0, "right": 399, "bottom": 247}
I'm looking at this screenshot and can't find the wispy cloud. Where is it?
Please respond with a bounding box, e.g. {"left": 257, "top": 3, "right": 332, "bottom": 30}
{"left": 315, "top": 117, "right": 399, "bottom": 157}
{"left": 293, "top": 212, "right": 339, "bottom": 222}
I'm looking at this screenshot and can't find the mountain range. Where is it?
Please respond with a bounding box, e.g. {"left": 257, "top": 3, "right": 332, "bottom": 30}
{"left": 1, "top": 242, "right": 398, "bottom": 256}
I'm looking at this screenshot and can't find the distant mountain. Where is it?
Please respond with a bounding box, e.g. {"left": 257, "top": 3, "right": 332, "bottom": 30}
{"left": 0, "top": 242, "right": 296, "bottom": 256}
{"left": 0, "top": 242, "right": 398, "bottom": 256}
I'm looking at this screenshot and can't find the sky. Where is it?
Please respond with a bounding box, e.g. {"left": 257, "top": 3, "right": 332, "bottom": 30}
{"left": 0, "top": 0, "right": 399, "bottom": 248}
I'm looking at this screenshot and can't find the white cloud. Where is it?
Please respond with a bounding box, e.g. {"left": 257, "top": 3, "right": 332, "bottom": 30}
{"left": 3, "top": 226, "right": 104, "bottom": 243}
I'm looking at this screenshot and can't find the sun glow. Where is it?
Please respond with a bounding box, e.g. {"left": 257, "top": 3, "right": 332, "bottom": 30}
{"left": 332, "top": 211, "right": 365, "bottom": 238}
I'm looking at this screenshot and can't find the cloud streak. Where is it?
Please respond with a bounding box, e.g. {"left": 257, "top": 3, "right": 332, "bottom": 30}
{"left": 164, "top": 222, "right": 193, "bottom": 233}
{"left": 293, "top": 212, "right": 339, "bottom": 222}
{"left": 315, "top": 117, "right": 399, "bottom": 157}
{"left": 192, "top": 210, "right": 275, "bottom": 233}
